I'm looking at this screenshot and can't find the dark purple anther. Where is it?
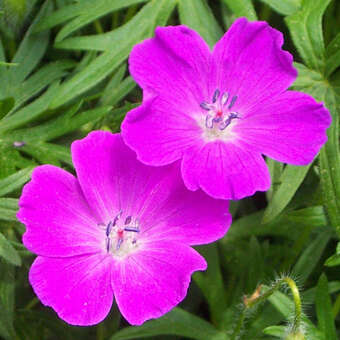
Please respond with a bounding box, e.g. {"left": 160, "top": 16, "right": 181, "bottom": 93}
{"left": 106, "top": 221, "right": 113, "bottom": 236}
{"left": 106, "top": 237, "right": 111, "bottom": 252}
{"left": 200, "top": 102, "right": 211, "bottom": 111}
{"left": 228, "top": 95, "right": 238, "bottom": 109}
{"left": 212, "top": 89, "right": 220, "bottom": 103}
{"left": 125, "top": 216, "right": 132, "bottom": 225}
{"left": 124, "top": 227, "right": 139, "bottom": 233}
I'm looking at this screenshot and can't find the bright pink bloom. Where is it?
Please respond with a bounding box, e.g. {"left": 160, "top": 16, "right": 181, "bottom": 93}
{"left": 121, "top": 18, "right": 331, "bottom": 200}
{"left": 17, "top": 132, "right": 230, "bottom": 326}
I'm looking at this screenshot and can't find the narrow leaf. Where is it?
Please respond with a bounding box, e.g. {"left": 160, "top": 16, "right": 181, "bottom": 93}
{"left": 263, "top": 164, "right": 311, "bottom": 223}
{"left": 0, "top": 233, "right": 21, "bottom": 266}
{"left": 292, "top": 230, "right": 332, "bottom": 284}
{"left": 0, "top": 167, "right": 33, "bottom": 196}
{"left": 221, "top": 0, "right": 257, "bottom": 20}
{"left": 315, "top": 274, "right": 337, "bottom": 340}
{"left": 178, "top": 0, "right": 223, "bottom": 47}
{"left": 258, "top": 0, "right": 301, "bottom": 16}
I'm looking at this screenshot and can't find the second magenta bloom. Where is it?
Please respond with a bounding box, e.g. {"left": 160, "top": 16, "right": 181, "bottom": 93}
{"left": 122, "top": 18, "right": 331, "bottom": 200}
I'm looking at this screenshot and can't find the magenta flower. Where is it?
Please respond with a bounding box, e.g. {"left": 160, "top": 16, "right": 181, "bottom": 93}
{"left": 121, "top": 18, "right": 331, "bottom": 200}
{"left": 17, "top": 131, "right": 230, "bottom": 326}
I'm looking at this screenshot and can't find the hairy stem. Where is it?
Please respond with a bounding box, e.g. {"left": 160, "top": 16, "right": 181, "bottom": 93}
{"left": 230, "top": 276, "right": 302, "bottom": 340}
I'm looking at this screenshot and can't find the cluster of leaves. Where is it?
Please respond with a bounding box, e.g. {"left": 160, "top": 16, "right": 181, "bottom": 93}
{"left": 0, "top": 0, "right": 339, "bottom": 339}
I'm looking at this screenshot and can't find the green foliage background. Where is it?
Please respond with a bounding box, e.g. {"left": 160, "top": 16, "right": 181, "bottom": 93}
{"left": 0, "top": 0, "right": 339, "bottom": 339}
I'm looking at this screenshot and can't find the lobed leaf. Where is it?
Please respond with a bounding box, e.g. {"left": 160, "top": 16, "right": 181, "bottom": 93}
{"left": 285, "top": 0, "right": 331, "bottom": 72}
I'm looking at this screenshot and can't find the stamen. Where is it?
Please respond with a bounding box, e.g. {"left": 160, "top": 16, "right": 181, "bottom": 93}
{"left": 116, "top": 238, "right": 123, "bottom": 250}
{"left": 106, "top": 237, "right": 111, "bottom": 252}
{"left": 219, "top": 112, "right": 240, "bottom": 130}
{"left": 221, "top": 92, "right": 229, "bottom": 106}
{"left": 212, "top": 89, "right": 220, "bottom": 103}
{"left": 200, "top": 102, "right": 213, "bottom": 111}
{"left": 228, "top": 95, "right": 238, "bottom": 109}
{"left": 124, "top": 227, "right": 139, "bottom": 232}
{"left": 106, "top": 221, "right": 113, "bottom": 236}
{"left": 205, "top": 115, "right": 214, "bottom": 128}
{"left": 125, "top": 216, "right": 132, "bottom": 225}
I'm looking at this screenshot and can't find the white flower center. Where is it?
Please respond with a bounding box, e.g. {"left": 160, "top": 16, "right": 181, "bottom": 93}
{"left": 198, "top": 89, "right": 240, "bottom": 142}
{"left": 100, "top": 212, "right": 140, "bottom": 258}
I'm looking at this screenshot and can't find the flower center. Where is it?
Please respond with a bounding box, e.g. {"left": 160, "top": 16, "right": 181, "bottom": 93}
{"left": 200, "top": 89, "right": 240, "bottom": 131}
{"left": 99, "top": 211, "right": 140, "bottom": 258}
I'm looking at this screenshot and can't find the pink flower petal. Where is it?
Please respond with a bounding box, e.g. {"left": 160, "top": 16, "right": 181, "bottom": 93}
{"left": 129, "top": 25, "right": 211, "bottom": 106}
{"left": 111, "top": 241, "right": 206, "bottom": 325}
{"left": 140, "top": 184, "right": 231, "bottom": 246}
{"left": 29, "top": 254, "right": 113, "bottom": 326}
{"left": 121, "top": 97, "right": 202, "bottom": 166}
{"left": 211, "top": 18, "right": 297, "bottom": 112}
{"left": 235, "top": 91, "right": 331, "bottom": 164}
{"left": 18, "top": 165, "right": 102, "bottom": 257}
{"left": 181, "top": 141, "right": 270, "bottom": 200}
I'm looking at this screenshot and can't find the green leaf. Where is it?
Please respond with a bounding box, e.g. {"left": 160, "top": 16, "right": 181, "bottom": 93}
{"left": 266, "top": 158, "right": 283, "bottom": 201}
{"left": 0, "top": 261, "right": 16, "bottom": 340}
{"left": 263, "top": 164, "right": 311, "bottom": 223}
{"left": 9, "top": 1, "right": 51, "bottom": 83}
{"left": 6, "top": 105, "right": 112, "bottom": 142}
{"left": 0, "top": 198, "right": 18, "bottom": 222}
{"left": 285, "top": 0, "right": 331, "bottom": 72}
{"left": 51, "top": 0, "right": 176, "bottom": 108}
{"left": 292, "top": 63, "right": 340, "bottom": 235}
{"left": 50, "top": 52, "right": 123, "bottom": 108}
{"left": 58, "top": 0, "right": 148, "bottom": 42}
{"left": 325, "top": 242, "right": 340, "bottom": 267}
{"left": 318, "top": 88, "right": 340, "bottom": 236}
{"left": 262, "top": 325, "right": 285, "bottom": 338}
{"left": 292, "top": 229, "right": 332, "bottom": 284}
{"left": 0, "top": 98, "right": 15, "bottom": 118}
{"left": 0, "top": 167, "right": 33, "bottom": 196}
{"left": 221, "top": 0, "right": 257, "bottom": 20}
{"left": 178, "top": 0, "right": 223, "bottom": 47}
{"left": 0, "top": 81, "right": 59, "bottom": 133}
{"left": 325, "top": 32, "right": 340, "bottom": 77}
{"left": 109, "top": 308, "right": 228, "bottom": 340}
{"left": 23, "top": 142, "right": 72, "bottom": 167}
{"left": 285, "top": 206, "right": 327, "bottom": 228}
{"left": 315, "top": 274, "right": 337, "bottom": 340}
{"left": 0, "top": 232, "right": 21, "bottom": 266}
{"left": 55, "top": 0, "right": 176, "bottom": 52}
{"left": 258, "top": 0, "right": 301, "bottom": 16}
{"left": 0, "top": 143, "right": 35, "bottom": 179}
{"left": 194, "top": 244, "right": 226, "bottom": 325}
